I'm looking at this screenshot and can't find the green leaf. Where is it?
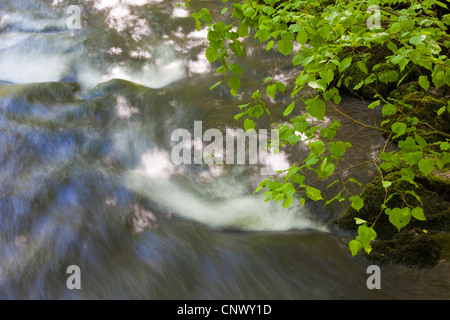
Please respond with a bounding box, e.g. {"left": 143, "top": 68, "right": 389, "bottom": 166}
{"left": 348, "top": 177, "right": 362, "bottom": 188}
{"left": 248, "top": 105, "right": 264, "bottom": 119}
{"left": 349, "top": 239, "right": 363, "bottom": 256}
{"left": 276, "top": 82, "right": 286, "bottom": 93}
{"left": 418, "top": 75, "right": 430, "bottom": 91}
{"left": 252, "top": 90, "right": 262, "bottom": 99}
{"left": 205, "top": 47, "right": 219, "bottom": 63}
{"left": 411, "top": 207, "right": 426, "bottom": 221}
{"left": 210, "top": 81, "right": 223, "bottom": 91}
{"left": 227, "top": 75, "right": 241, "bottom": 90}
{"left": 403, "top": 151, "right": 423, "bottom": 165}
{"left": 354, "top": 217, "right": 368, "bottom": 225}
{"left": 242, "top": 7, "right": 256, "bottom": 17}
{"left": 329, "top": 141, "right": 352, "bottom": 157}
{"left": 283, "top": 102, "right": 295, "bottom": 116}
{"left": 266, "top": 84, "right": 277, "bottom": 99}
{"left": 351, "top": 224, "right": 377, "bottom": 255}
{"left": 306, "top": 97, "right": 326, "bottom": 120}
{"left": 382, "top": 181, "right": 392, "bottom": 188}
{"left": 228, "top": 63, "right": 243, "bottom": 75}
{"left": 400, "top": 167, "right": 417, "bottom": 186}
{"left": 368, "top": 100, "right": 380, "bottom": 109}
{"left": 414, "top": 133, "right": 428, "bottom": 148}
{"left": 266, "top": 40, "right": 274, "bottom": 51}
{"left": 237, "top": 23, "right": 249, "bottom": 37}
{"left": 357, "top": 61, "right": 368, "bottom": 74}
{"left": 305, "top": 187, "right": 323, "bottom": 201}
{"left": 349, "top": 195, "right": 364, "bottom": 212}
{"left": 418, "top": 158, "right": 434, "bottom": 176}
{"left": 386, "top": 207, "right": 411, "bottom": 232}
{"left": 296, "top": 32, "right": 308, "bottom": 45}
{"left": 391, "top": 122, "right": 407, "bottom": 138}
{"left": 382, "top": 104, "right": 397, "bottom": 116}
{"left": 339, "top": 57, "right": 352, "bottom": 73}
{"left": 244, "top": 118, "right": 255, "bottom": 132}
{"left": 291, "top": 174, "right": 305, "bottom": 185}
{"left": 277, "top": 39, "right": 294, "bottom": 56}
{"left": 410, "top": 34, "right": 426, "bottom": 46}
{"left": 379, "top": 70, "right": 399, "bottom": 84}
{"left": 282, "top": 195, "right": 293, "bottom": 208}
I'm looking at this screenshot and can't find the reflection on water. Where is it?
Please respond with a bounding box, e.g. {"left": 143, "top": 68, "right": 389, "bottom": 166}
{"left": 0, "top": 0, "right": 448, "bottom": 300}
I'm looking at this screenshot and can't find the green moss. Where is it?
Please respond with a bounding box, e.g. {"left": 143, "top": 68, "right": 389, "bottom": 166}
{"left": 383, "top": 81, "right": 449, "bottom": 143}
{"left": 370, "top": 230, "right": 441, "bottom": 267}
{"left": 334, "top": 170, "right": 450, "bottom": 266}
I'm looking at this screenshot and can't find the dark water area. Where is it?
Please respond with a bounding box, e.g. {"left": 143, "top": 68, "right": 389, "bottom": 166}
{"left": 0, "top": 0, "right": 448, "bottom": 299}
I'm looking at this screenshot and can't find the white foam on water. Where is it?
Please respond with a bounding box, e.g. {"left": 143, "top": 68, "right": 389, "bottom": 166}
{"left": 76, "top": 58, "right": 186, "bottom": 90}
{"left": 0, "top": 32, "right": 78, "bottom": 84}
{"left": 125, "top": 148, "right": 326, "bottom": 232}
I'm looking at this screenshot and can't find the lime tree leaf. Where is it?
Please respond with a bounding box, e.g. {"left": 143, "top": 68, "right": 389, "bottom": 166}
{"left": 418, "top": 158, "right": 434, "bottom": 175}
{"left": 379, "top": 70, "right": 399, "bottom": 84}
{"left": 228, "top": 63, "right": 243, "bottom": 75}
{"left": 291, "top": 174, "right": 305, "bottom": 185}
{"left": 357, "top": 61, "right": 368, "bottom": 74}
{"left": 266, "top": 84, "right": 277, "bottom": 99}
{"left": 368, "top": 100, "right": 381, "bottom": 109}
{"left": 296, "top": 32, "right": 308, "bottom": 45}
{"left": 305, "top": 187, "right": 323, "bottom": 201}
{"left": 358, "top": 224, "right": 377, "bottom": 254}
{"left": 410, "top": 34, "right": 426, "bottom": 46}
{"left": 354, "top": 217, "right": 368, "bottom": 225}
{"left": 351, "top": 224, "right": 377, "bottom": 255}
{"left": 382, "top": 181, "right": 392, "bottom": 188}
{"left": 228, "top": 75, "right": 241, "bottom": 90}
{"left": 382, "top": 104, "right": 397, "bottom": 116}
{"left": 411, "top": 207, "right": 426, "bottom": 221}
{"left": 277, "top": 39, "right": 294, "bottom": 56}
{"left": 403, "top": 151, "right": 423, "bottom": 165}
{"left": 284, "top": 102, "right": 295, "bottom": 116}
{"left": 386, "top": 207, "right": 411, "bottom": 231}
{"left": 276, "top": 82, "right": 286, "bottom": 93}
{"left": 244, "top": 118, "right": 255, "bottom": 132}
{"left": 349, "top": 239, "right": 363, "bottom": 256}
{"left": 349, "top": 195, "right": 364, "bottom": 212}
{"left": 418, "top": 75, "right": 430, "bottom": 91}
{"left": 348, "top": 177, "right": 363, "bottom": 188}
{"left": 282, "top": 195, "right": 294, "bottom": 208}
{"left": 414, "top": 133, "right": 428, "bottom": 148}
{"left": 339, "top": 57, "right": 352, "bottom": 73}
{"left": 210, "top": 81, "right": 223, "bottom": 91}
{"left": 391, "top": 122, "right": 407, "bottom": 138}
{"left": 306, "top": 97, "right": 326, "bottom": 120}
{"left": 329, "top": 141, "right": 352, "bottom": 157}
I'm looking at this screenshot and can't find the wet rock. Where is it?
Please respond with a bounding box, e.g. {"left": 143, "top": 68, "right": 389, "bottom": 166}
{"left": 0, "top": 81, "right": 81, "bottom": 104}
{"left": 127, "top": 203, "right": 159, "bottom": 234}
{"left": 370, "top": 229, "right": 441, "bottom": 267}
{"left": 382, "top": 81, "right": 450, "bottom": 143}
{"left": 333, "top": 171, "right": 450, "bottom": 267}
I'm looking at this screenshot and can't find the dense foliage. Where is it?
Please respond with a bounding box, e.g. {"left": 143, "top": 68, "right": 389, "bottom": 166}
{"left": 180, "top": 0, "right": 450, "bottom": 256}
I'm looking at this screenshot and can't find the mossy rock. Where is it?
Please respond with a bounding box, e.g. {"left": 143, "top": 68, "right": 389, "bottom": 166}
{"left": 334, "top": 171, "right": 450, "bottom": 267}
{"left": 370, "top": 229, "right": 441, "bottom": 267}
{"left": 0, "top": 81, "right": 80, "bottom": 105}
{"left": 383, "top": 81, "right": 450, "bottom": 143}
{"left": 341, "top": 45, "right": 419, "bottom": 100}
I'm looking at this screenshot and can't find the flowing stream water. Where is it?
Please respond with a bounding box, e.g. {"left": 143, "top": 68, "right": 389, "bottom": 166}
{"left": 0, "top": 0, "right": 448, "bottom": 299}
